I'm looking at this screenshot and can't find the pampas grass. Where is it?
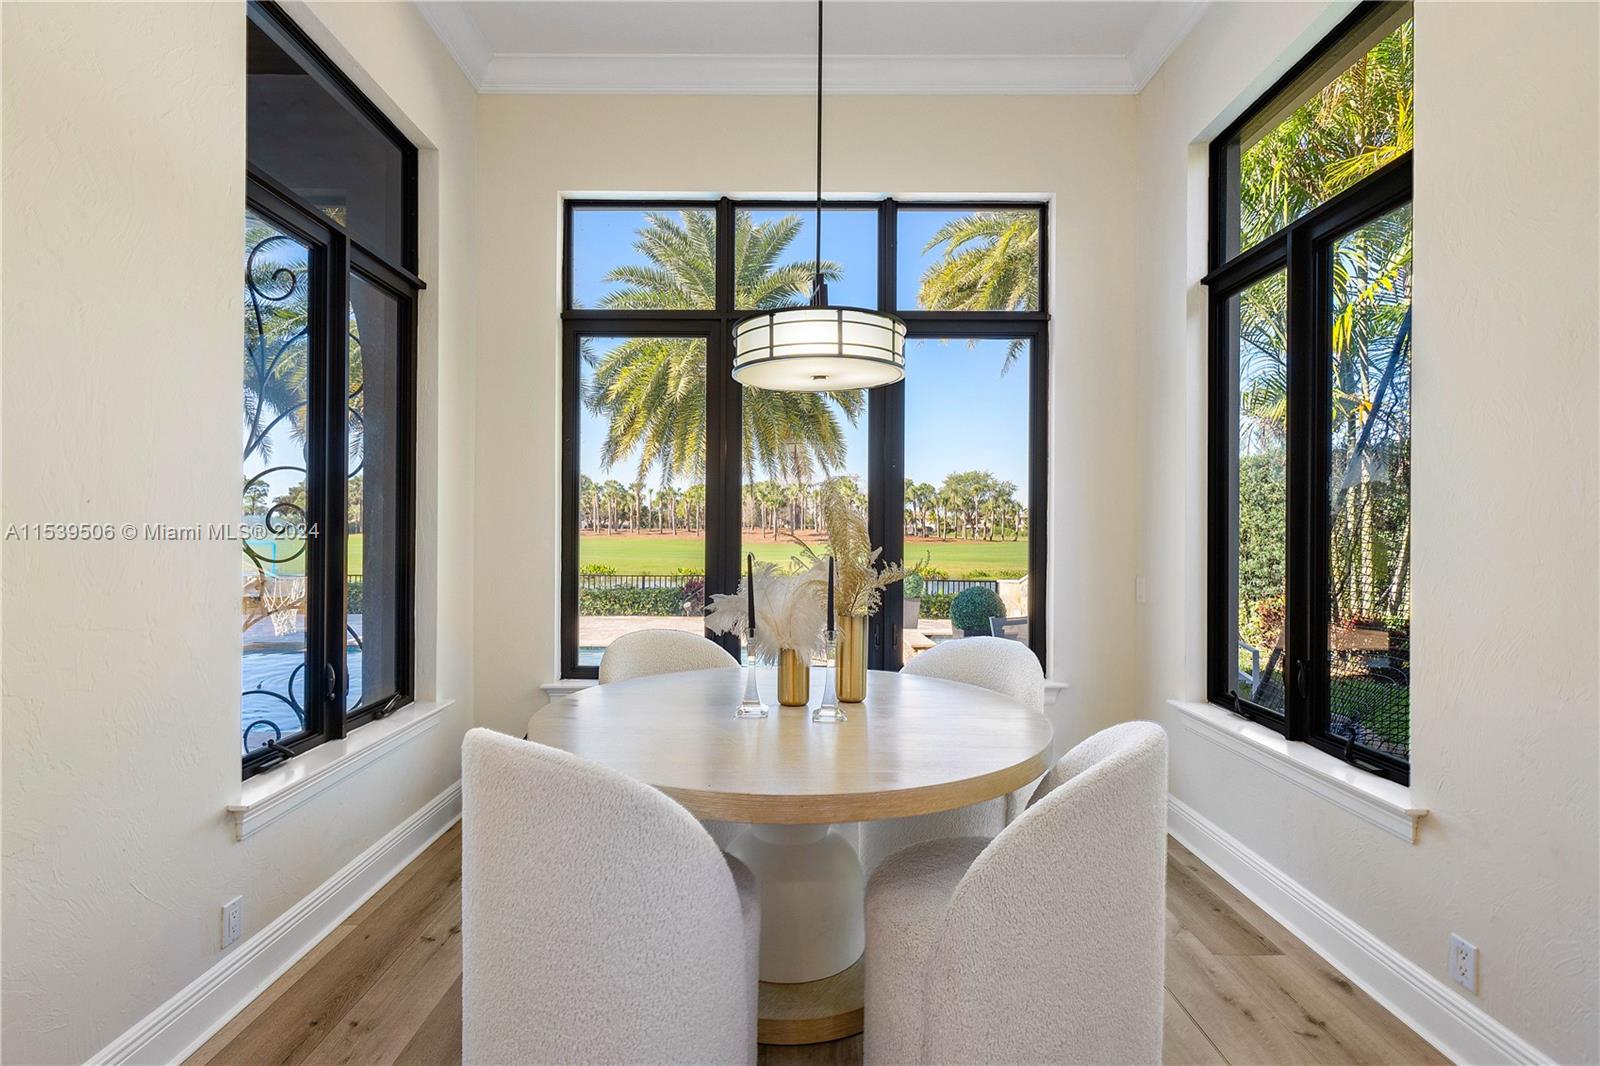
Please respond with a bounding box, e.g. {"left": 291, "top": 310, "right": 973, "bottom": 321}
{"left": 795, "top": 480, "right": 904, "bottom": 618}
{"left": 704, "top": 560, "right": 828, "bottom": 663}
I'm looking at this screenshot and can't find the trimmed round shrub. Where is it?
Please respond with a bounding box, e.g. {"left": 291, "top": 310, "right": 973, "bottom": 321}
{"left": 950, "top": 586, "right": 1005, "bottom": 635}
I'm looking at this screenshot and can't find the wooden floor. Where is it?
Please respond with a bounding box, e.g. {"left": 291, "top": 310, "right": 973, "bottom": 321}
{"left": 189, "top": 825, "right": 1449, "bottom": 1066}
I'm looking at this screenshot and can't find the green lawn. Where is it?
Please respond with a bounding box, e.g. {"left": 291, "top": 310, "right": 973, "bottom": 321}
{"left": 243, "top": 535, "right": 363, "bottom": 578}
{"left": 581, "top": 533, "right": 1028, "bottom": 579}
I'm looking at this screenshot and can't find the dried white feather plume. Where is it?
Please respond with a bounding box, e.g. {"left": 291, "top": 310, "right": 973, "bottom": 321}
{"left": 704, "top": 561, "right": 828, "bottom": 663}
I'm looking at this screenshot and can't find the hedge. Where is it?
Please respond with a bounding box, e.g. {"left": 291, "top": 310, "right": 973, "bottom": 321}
{"left": 580, "top": 585, "right": 692, "bottom": 617}
{"left": 920, "top": 592, "right": 954, "bottom": 620}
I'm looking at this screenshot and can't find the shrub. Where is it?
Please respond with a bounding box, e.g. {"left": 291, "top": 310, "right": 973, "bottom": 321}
{"left": 921, "top": 591, "right": 954, "bottom": 619}
{"left": 347, "top": 577, "right": 363, "bottom": 613}
{"left": 680, "top": 576, "right": 706, "bottom": 614}
{"left": 579, "top": 563, "right": 617, "bottom": 576}
{"left": 579, "top": 585, "right": 687, "bottom": 616}
{"left": 902, "top": 572, "right": 925, "bottom": 599}
{"left": 950, "top": 586, "right": 1005, "bottom": 635}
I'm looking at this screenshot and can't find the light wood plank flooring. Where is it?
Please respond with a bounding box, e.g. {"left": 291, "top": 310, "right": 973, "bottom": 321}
{"left": 188, "top": 826, "right": 1449, "bottom": 1065}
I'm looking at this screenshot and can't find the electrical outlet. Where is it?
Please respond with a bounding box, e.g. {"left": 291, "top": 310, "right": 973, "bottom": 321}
{"left": 1135, "top": 576, "right": 1148, "bottom": 604}
{"left": 222, "top": 896, "right": 243, "bottom": 950}
{"left": 1448, "top": 934, "right": 1477, "bottom": 993}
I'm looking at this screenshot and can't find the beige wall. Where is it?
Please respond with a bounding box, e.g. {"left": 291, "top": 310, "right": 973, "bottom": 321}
{"left": 0, "top": 3, "right": 477, "bottom": 1061}
{"left": 474, "top": 93, "right": 1144, "bottom": 749}
{"left": 1135, "top": 3, "right": 1600, "bottom": 1061}
{"left": 5, "top": 1, "right": 1597, "bottom": 1061}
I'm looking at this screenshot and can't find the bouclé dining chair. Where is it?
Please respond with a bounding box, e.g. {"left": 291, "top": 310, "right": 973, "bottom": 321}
{"left": 462, "top": 729, "right": 759, "bottom": 1065}
{"left": 597, "top": 627, "right": 740, "bottom": 684}
{"left": 864, "top": 721, "right": 1168, "bottom": 1066}
{"left": 857, "top": 636, "right": 1046, "bottom": 873}
{"left": 591, "top": 628, "right": 744, "bottom": 848}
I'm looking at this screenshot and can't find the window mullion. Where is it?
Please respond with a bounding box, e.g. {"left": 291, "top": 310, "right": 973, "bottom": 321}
{"left": 320, "top": 234, "right": 351, "bottom": 741}
{"left": 707, "top": 198, "right": 740, "bottom": 659}
{"left": 869, "top": 199, "right": 900, "bottom": 669}
{"left": 1284, "top": 221, "right": 1316, "bottom": 742}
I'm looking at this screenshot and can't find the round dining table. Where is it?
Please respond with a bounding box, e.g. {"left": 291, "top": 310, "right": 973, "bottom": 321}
{"left": 527, "top": 665, "right": 1053, "bottom": 1044}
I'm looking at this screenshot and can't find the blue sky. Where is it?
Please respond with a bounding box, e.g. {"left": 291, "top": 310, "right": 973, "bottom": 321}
{"left": 572, "top": 206, "right": 1031, "bottom": 493}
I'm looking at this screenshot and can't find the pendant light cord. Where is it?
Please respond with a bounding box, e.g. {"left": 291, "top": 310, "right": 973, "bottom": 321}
{"left": 812, "top": 0, "right": 825, "bottom": 305}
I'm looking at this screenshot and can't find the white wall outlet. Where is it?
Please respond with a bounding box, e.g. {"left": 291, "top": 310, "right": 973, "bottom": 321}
{"left": 221, "top": 896, "right": 243, "bottom": 950}
{"left": 1135, "top": 576, "right": 1148, "bottom": 604}
{"left": 1448, "top": 934, "right": 1477, "bottom": 993}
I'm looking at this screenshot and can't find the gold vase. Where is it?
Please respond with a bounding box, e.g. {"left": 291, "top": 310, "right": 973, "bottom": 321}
{"left": 836, "top": 614, "right": 868, "bottom": 703}
{"left": 777, "top": 648, "right": 810, "bottom": 706}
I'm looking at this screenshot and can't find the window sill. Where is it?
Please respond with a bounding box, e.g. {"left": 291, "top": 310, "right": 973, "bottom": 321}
{"left": 544, "top": 678, "right": 1070, "bottom": 706}
{"left": 228, "top": 699, "right": 454, "bottom": 841}
{"left": 1168, "top": 699, "right": 1426, "bottom": 843}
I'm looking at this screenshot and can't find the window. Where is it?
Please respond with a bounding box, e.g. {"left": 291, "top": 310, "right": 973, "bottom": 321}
{"left": 241, "top": 1, "right": 419, "bottom": 777}
{"left": 1207, "top": 2, "right": 1413, "bottom": 782}
{"left": 562, "top": 199, "right": 1048, "bottom": 677}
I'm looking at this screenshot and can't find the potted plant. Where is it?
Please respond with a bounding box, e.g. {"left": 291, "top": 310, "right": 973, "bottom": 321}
{"left": 950, "top": 586, "right": 1006, "bottom": 638}
{"left": 902, "top": 571, "right": 924, "bottom": 632}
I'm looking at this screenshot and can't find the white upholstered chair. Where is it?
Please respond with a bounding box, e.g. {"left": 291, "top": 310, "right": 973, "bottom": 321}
{"left": 462, "top": 728, "right": 759, "bottom": 1065}
{"left": 593, "top": 628, "right": 744, "bottom": 848}
{"left": 856, "top": 636, "right": 1046, "bottom": 874}
{"left": 864, "top": 721, "right": 1168, "bottom": 1066}
{"left": 597, "top": 627, "right": 740, "bottom": 684}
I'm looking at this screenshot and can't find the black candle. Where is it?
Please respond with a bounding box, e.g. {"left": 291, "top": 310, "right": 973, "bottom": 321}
{"left": 826, "top": 556, "right": 835, "bottom": 633}
{"left": 746, "top": 552, "right": 757, "bottom": 636}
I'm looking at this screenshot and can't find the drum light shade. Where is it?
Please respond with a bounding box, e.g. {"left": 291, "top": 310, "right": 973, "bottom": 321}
{"left": 732, "top": 306, "right": 907, "bottom": 391}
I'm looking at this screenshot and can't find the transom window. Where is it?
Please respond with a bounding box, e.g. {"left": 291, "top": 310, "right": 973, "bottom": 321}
{"left": 562, "top": 199, "right": 1048, "bottom": 678}
{"left": 1207, "top": 1, "right": 1414, "bottom": 783}
{"left": 241, "top": 1, "right": 420, "bottom": 776}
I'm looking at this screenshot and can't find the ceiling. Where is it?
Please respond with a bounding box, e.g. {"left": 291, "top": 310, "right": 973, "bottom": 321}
{"left": 415, "top": 1, "right": 1210, "bottom": 95}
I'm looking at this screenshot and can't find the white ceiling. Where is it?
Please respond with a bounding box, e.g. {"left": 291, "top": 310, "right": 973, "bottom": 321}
{"left": 415, "top": 1, "right": 1210, "bottom": 95}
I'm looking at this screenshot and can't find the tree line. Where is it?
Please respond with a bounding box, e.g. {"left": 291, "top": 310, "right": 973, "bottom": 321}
{"left": 578, "top": 471, "right": 1025, "bottom": 542}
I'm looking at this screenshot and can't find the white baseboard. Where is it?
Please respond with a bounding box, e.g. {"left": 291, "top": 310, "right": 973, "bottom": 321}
{"left": 1167, "top": 795, "right": 1552, "bottom": 1066}
{"left": 88, "top": 781, "right": 463, "bottom": 1065}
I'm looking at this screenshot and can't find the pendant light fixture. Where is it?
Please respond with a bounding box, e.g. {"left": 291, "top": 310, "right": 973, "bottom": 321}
{"left": 731, "top": 0, "right": 906, "bottom": 392}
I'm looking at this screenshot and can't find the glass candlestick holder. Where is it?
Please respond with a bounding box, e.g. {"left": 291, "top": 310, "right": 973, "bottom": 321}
{"left": 812, "top": 633, "right": 847, "bottom": 723}
{"left": 735, "top": 626, "right": 768, "bottom": 718}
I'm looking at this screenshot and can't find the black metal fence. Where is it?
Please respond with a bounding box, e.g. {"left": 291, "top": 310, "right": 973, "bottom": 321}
{"left": 579, "top": 573, "right": 693, "bottom": 591}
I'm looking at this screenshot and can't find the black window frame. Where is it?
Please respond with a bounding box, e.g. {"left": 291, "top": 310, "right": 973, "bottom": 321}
{"left": 242, "top": 1, "right": 421, "bottom": 778}
{"left": 561, "top": 197, "right": 1049, "bottom": 679}
{"left": 1205, "top": 1, "right": 1413, "bottom": 784}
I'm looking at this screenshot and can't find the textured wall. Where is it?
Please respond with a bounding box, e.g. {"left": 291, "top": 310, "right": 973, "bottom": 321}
{"left": 1134, "top": 3, "right": 1600, "bottom": 1061}
{"left": 0, "top": 3, "right": 477, "bottom": 1061}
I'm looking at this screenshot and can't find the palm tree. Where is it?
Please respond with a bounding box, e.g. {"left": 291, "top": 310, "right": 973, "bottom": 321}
{"left": 1240, "top": 19, "right": 1412, "bottom": 249}
{"left": 583, "top": 211, "right": 865, "bottom": 489}
{"left": 1232, "top": 18, "right": 1415, "bottom": 627}
{"left": 917, "top": 210, "right": 1039, "bottom": 368}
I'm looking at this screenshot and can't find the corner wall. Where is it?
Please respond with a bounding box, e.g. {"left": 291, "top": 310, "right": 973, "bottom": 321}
{"left": 1135, "top": 3, "right": 1599, "bottom": 1061}
{"left": 0, "top": 3, "right": 477, "bottom": 1061}
{"left": 472, "top": 93, "right": 1145, "bottom": 748}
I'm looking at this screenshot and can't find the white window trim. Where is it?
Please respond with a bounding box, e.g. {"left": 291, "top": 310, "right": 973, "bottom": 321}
{"left": 228, "top": 699, "right": 454, "bottom": 840}
{"left": 1168, "top": 699, "right": 1426, "bottom": 842}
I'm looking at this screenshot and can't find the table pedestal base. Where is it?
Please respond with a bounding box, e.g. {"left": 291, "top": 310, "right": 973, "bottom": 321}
{"left": 726, "top": 824, "right": 865, "bottom": 983}
{"left": 757, "top": 956, "right": 864, "bottom": 1045}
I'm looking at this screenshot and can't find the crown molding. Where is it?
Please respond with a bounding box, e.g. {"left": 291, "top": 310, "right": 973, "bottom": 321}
{"left": 413, "top": 1, "right": 1211, "bottom": 95}
{"left": 415, "top": 1, "right": 493, "bottom": 88}
{"left": 1127, "top": 1, "right": 1209, "bottom": 90}
{"left": 479, "top": 52, "right": 1139, "bottom": 94}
